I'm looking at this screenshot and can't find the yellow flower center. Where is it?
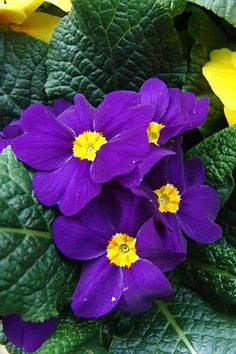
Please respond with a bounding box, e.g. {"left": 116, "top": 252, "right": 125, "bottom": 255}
{"left": 73, "top": 131, "right": 107, "bottom": 161}
{"left": 154, "top": 183, "right": 181, "bottom": 213}
{"left": 147, "top": 121, "right": 165, "bottom": 145}
{"left": 107, "top": 233, "right": 138, "bottom": 268}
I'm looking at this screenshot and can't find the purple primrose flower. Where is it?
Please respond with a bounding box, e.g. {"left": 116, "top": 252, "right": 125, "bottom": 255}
{"left": 12, "top": 92, "right": 154, "bottom": 216}
{"left": 2, "top": 314, "right": 56, "bottom": 353}
{"left": 139, "top": 140, "right": 222, "bottom": 243}
{"left": 53, "top": 185, "right": 186, "bottom": 318}
{"left": 118, "top": 78, "right": 209, "bottom": 188}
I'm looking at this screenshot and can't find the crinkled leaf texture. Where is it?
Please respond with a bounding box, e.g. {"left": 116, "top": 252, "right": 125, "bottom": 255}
{"left": 46, "top": 0, "right": 187, "bottom": 106}
{"left": 188, "top": 0, "right": 236, "bottom": 28}
{"left": 109, "top": 285, "right": 236, "bottom": 354}
{"left": 186, "top": 126, "right": 236, "bottom": 203}
{"left": 0, "top": 32, "right": 48, "bottom": 128}
{"left": 177, "top": 239, "right": 236, "bottom": 306}
{"left": 0, "top": 147, "right": 78, "bottom": 322}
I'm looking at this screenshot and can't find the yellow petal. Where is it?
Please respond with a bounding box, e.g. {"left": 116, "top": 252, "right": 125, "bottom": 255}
{"left": 224, "top": 106, "right": 236, "bottom": 126}
{"left": 231, "top": 51, "right": 236, "bottom": 69}
{"left": 202, "top": 48, "right": 236, "bottom": 111}
{"left": 11, "top": 12, "right": 61, "bottom": 42}
{"left": 46, "top": 0, "right": 71, "bottom": 12}
{"left": 17, "top": 0, "right": 45, "bottom": 16}
{"left": 0, "top": 4, "right": 27, "bottom": 24}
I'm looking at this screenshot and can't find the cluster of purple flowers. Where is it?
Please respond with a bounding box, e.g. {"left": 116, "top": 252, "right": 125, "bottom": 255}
{"left": 0, "top": 78, "right": 222, "bottom": 352}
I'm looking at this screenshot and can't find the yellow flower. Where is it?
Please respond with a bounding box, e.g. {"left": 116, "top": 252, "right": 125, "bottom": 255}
{"left": 0, "top": 0, "right": 71, "bottom": 42}
{"left": 202, "top": 48, "right": 236, "bottom": 126}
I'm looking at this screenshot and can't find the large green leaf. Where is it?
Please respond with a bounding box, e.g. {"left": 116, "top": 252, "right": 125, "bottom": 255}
{"left": 183, "top": 6, "right": 227, "bottom": 137}
{"left": 0, "top": 148, "right": 78, "bottom": 322}
{"left": 186, "top": 126, "right": 236, "bottom": 203}
{"left": 188, "top": 0, "right": 236, "bottom": 28}
{"left": 46, "top": 0, "right": 187, "bottom": 106}
{"left": 177, "top": 240, "right": 236, "bottom": 306}
{"left": 109, "top": 286, "right": 236, "bottom": 354}
{"left": 218, "top": 180, "right": 236, "bottom": 247}
{"left": 0, "top": 32, "right": 48, "bottom": 128}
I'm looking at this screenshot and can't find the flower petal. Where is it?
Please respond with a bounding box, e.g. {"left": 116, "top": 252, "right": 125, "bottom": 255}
{"left": 46, "top": 0, "right": 72, "bottom": 12}
{"left": 140, "top": 78, "right": 169, "bottom": 119}
{"left": 33, "top": 158, "right": 101, "bottom": 216}
{"left": 71, "top": 255, "right": 123, "bottom": 318}
{"left": 203, "top": 48, "right": 236, "bottom": 111}
{"left": 58, "top": 94, "right": 94, "bottom": 136}
{"left": 118, "top": 145, "right": 175, "bottom": 188}
{"left": 51, "top": 99, "right": 73, "bottom": 116}
{"left": 224, "top": 106, "right": 236, "bottom": 127}
{"left": 184, "top": 157, "right": 205, "bottom": 188}
{"left": 0, "top": 5, "right": 26, "bottom": 25}
{"left": 136, "top": 217, "right": 186, "bottom": 272}
{"left": 94, "top": 91, "right": 153, "bottom": 139}
{"left": 101, "top": 183, "right": 152, "bottom": 236}
{"left": 53, "top": 199, "right": 113, "bottom": 260}
{"left": 177, "top": 185, "right": 222, "bottom": 243}
{"left": 118, "top": 259, "right": 173, "bottom": 313}
{"left": 11, "top": 12, "right": 61, "bottom": 43}
{"left": 18, "top": 0, "right": 44, "bottom": 16}
{"left": 91, "top": 127, "right": 150, "bottom": 183}
{"left": 3, "top": 314, "right": 56, "bottom": 353}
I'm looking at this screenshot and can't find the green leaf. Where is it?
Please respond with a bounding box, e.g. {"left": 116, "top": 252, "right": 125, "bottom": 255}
{"left": 218, "top": 180, "right": 236, "bottom": 247}
{"left": 46, "top": 0, "right": 187, "bottom": 106}
{"left": 0, "top": 32, "right": 48, "bottom": 128}
{"left": 186, "top": 126, "right": 236, "bottom": 203}
{"left": 183, "top": 6, "right": 227, "bottom": 137}
{"left": 0, "top": 147, "right": 78, "bottom": 322}
{"left": 188, "top": 0, "right": 236, "bottom": 28}
{"left": 109, "top": 286, "right": 236, "bottom": 354}
{"left": 36, "top": 313, "right": 102, "bottom": 354}
{"left": 177, "top": 240, "right": 236, "bottom": 306}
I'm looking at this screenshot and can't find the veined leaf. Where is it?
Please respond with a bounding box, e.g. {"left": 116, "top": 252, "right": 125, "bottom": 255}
{"left": 0, "top": 32, "right": 48, "bottom": 128}
{"left": 109, "top": 286, "right": 236, "bottom": 354}
{"left": 46, "top": 0, "right": 187, "bottom": 106}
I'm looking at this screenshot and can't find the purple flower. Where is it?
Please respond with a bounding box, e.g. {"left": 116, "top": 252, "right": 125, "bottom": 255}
{"left": 118, "top": 78, "right": 209, "bottom": 188}
{"left": 53, "top": 185, "right": 186, "bottom": 318}
{"left": 139, "top": 140, "right": 222, "bottom": 243}
{"left": 2, "top": 314, "right": 56, "bottom": 353}
{"left": 12, "top": 92, "right": 154, "bottom": 216}
{"left": 0, "top": 120, "right": 23, "bottom": 153}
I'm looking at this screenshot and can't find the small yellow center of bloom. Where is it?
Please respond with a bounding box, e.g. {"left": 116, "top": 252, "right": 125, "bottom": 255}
{"left": 147, "top": 121, "right": 165, "bottom": 145}
{"left": 73, "top": 131, "right": 107, "bottom": 161}
{"left": 107, "top": 233, "right": 138, "bottom": 268}
{"left": 154, "top": 183, "right": 181, "bottom": 213}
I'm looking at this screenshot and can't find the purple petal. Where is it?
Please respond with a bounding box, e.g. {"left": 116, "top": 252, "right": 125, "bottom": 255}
{"left": 177, "top": 185, "right": 222, "bottom": 243}
{"left": 184, "top": 157, "right": 205, "bottom": 188}
{"left": 33, "top": 158, "right": 101, "bottom": 216}
{"left": 3, "top": 120, "right": 22, "bottom": 138}
{"left": 102, "top": 183, "right": 152, "bottom": 236}
{"left": 57, "top": 94, "right": 94, "bottom": 136}
{"left": 118, "top": 145, "right": 175, "bottom": 188}
{"left": 3, "top": 315, "right": 56, "bottom": 353}
{"left": 91, "top": 127, "right": 150, "bottom": 183}
{"left": 94, "top": 91, "right": 154, "bottom": 140}
{"left": 178, "top": 97, "right": 209, "bottom": 135}
{"left": 140, "top": 78, "right": 169, "bottom": 119}
{"left": 12, "top": 133, "right": 73, "bottom": 171}
{"left": 0, "top": 139, "right": 11, "bottom": 153}
{"left": 51, "top": 99, "right": 73, "bottom": 116}
{"left": 118, "top": 259, "right": 173, "bottom": 313}
{"left": 53, "top": 199, "right": 114, "bottom": 260}
{"left": 71, "top": 255, "right": 123, "bottom": 318}
{"left": 136, "top": 218, "right": 186, "bottom": 272}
